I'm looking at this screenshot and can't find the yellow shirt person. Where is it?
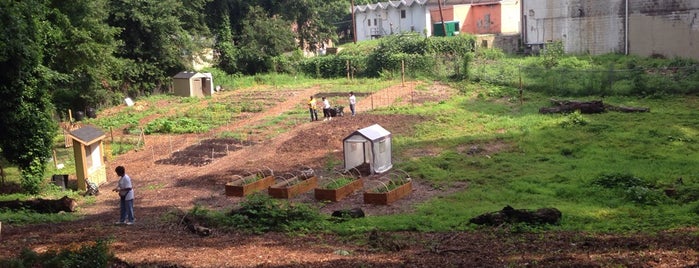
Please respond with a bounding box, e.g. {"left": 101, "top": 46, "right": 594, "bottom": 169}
{"left": 308, "top": 96, "right": 318, "bottom": 121}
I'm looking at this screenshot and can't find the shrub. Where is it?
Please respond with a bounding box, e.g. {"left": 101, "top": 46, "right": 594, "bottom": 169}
{"left": 591, "top": 173, "right": 647, "bottom": 189}
{"left": 560, "top": 111, "right": 588, "bottom": 128}
{"left": 624, "top": 186, "right": 668, "bottom": 205}
{"left": 192, "top": 194, "right": 326, "bottom": 234}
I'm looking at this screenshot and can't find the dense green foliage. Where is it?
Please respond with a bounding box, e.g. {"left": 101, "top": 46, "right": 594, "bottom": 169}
{"left": 207, "top": 0, "right": 350, "bottom": 74}
{"left": 190, "top": 194, "right": 326, "bottom": 234}
{"left": 470, "top": 48, "right": 699, "bottom": 96}
{"left": 0, "top": 239, "right": 114, "bottom": 267}
{"left": 108, "top": 0, "right": 212, "bottom": 97}
{"left": 0, "top": 0, "right": 58, "bottom": 193}
{"left": 299, "top": 34, "right": 476, "bottom": 78}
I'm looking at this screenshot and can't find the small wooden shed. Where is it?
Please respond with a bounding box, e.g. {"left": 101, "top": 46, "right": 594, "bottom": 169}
{"left": 69, "top": 125, "right": 107, "bottom": 191}
{"left": 343, "top": 124, "right": 392, "bottom": 174}
{"left": 172, "top": 71, "right": 213, "bottom": 97}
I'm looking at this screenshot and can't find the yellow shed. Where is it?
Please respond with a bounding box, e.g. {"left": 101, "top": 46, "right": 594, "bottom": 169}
{"left": 69, "top": 125, "right": 107, "bottom": 191}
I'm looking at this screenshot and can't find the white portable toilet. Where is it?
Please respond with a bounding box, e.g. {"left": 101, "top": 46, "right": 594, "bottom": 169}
{"left": 343, "top": 124, "right": 392, "bottom": 174}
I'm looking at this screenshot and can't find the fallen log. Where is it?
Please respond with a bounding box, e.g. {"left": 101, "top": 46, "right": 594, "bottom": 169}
{"left": 539, "top": 99, "right": 649, "bottom": 114}
{"left": 469, "top": 205, "right": 562, "bottom": 226}
{"left": 0, "top": 196, "right": 77, "bottom": 213}
{"left": 604, "top": 104, "right": 650, "bottom": 113}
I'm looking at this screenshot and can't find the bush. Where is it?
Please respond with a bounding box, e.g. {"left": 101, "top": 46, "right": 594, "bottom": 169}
{"left": 560, "top": 111, "right": 588, "bottom": 128}
{"left": 192, "top": 194, "right": 326, "bottom": 234}
{"left": 591, "top": 173, "right": 647, "bottom": 189}
{"left": 624, "top": 186, "right": 668, "bottom": 205}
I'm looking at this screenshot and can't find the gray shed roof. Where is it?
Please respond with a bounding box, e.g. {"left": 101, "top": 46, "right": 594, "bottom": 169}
{"left": 173, "top": 71, "right": 203, "bottom": 79}
{"left": 344, "top": 124, "right": 391, "bottom": 142}
{"left": 69, "top": 125, "right": 105, "bottom": 145}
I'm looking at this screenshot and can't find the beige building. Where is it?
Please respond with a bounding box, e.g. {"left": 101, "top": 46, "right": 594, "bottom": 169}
{"left": 522, "top": 0, "right": 699, "bottom": 60}
{"left": 172, "top": 71, "right": 214, "bottom": 97}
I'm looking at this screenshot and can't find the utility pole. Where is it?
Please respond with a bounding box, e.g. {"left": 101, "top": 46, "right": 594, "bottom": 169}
{"left": 437, "top": 0, "right": 447, "bottom": 36}
{"left": 351, "top": 0, "right": 357, "bottom": 43}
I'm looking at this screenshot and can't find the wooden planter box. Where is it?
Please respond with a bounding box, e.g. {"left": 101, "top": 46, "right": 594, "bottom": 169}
{"left": 225, "top": 175, "right": 275, "bottom": 197}
{"left": 314, "top": 178, "right": 364, "bottom": 202}
{"left": 268, "top": 176, "right": 318, "bottom": 199}
{"left": 363, "top": 180, "right": 412, "bottom": 205}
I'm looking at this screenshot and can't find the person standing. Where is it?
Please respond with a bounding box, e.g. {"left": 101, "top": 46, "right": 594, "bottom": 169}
{"left": 308, "top": 96, "right": 318, "bottom": 121}
{"left": 113, "top": 166, "right": 135, "bottom": 225}
{"left": 348, "top": 91, "right": 357, "bottom": 116}
{"left": 322, "top": 96, "right": 332, "bottom": 121}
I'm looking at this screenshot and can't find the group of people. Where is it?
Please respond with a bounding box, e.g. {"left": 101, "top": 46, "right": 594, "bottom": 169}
{"left": 308, "top": 91, "right": 357, "bottom": 122}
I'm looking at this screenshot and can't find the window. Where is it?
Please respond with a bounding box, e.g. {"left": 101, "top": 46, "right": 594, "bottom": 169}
{"left": 368, "top": 19, "right": 371, "bottom": 26}
{"left": 374, "top": 18, "right": 377, "bottom": 26}
{"left": 401, "top": 10, "right": 406, "bottom": 19}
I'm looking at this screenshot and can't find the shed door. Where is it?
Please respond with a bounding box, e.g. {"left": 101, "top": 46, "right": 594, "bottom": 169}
{"left": 193, "top": 78, "right": 203, "bottom": 97}
{"left": 344, "top": 134, "right": 371, "bottom": 171}
{"left": 372, "top": 138, "right": 392, "bottom": 173}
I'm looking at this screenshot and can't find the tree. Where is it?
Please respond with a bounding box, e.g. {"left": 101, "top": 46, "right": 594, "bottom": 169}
{"left": 214, "top": 13, "right": 239, "bottom": 74}
{"left": 43, "top": 0, "right": 123, "bottom": 115}
{"left": 206, "top": 0, "right": 349, "bottom": 75}
{"left": 108, "top": 0, "right": 212, "bottom": 95}
{"left": 276, "top": 0, "right": 345, "bottom": 52}
{"left": 236, "top": 6, "right": 296, "bottom": 74}
{"left": 0, "top": 0, "right": 58, "bottom": 193}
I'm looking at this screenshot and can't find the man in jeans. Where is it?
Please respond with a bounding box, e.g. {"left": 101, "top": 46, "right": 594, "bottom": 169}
{"left": 113, "top": 166, "right": 135, "bottom": 225}
{"left": 348, "top": 91, "right": 357, "bottom": 116}
{"left": 308, "top": 96, "right": 319, "bottom": 121}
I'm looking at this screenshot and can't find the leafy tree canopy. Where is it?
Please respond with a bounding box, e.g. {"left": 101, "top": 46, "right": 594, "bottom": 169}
{"left": 0, "top": 0, "right": 58, "bottom": 193}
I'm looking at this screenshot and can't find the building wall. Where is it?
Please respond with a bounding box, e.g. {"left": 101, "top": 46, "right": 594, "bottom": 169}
{"left": 523, "top": 0, "right": 699, "bottom": 60}
{"left": 628, "top": 1, "right": 699, "bottom": 60}
{"left": 72, "top": 140, "right": 87, "bottom": 191}
{"left": 476, "top": 33, "right": 521, "bottom": 53}
{"left": 354, "top": 3, "right": 430, "bottom": 41}
{"left": 501, "top": 1, "right": 521, "bottom": 33}
{"left": 523, "top": 0, "right": 625, "bottom": 54}
{"left": 173, "top": 78, "right": 192, "bottom": 97}
{"left": 464, "top": 4, "right": 503, "bottom": 34}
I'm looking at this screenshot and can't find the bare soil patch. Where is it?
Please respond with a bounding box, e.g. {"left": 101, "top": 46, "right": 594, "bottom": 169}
{"left": 1, "top": 81, "right": 697, "bottom": 267}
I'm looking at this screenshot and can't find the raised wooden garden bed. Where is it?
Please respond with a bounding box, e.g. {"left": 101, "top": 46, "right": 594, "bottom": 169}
{"left": 315, "top": 178, "right": 364, "bottom": 202}
{"left": 364, "top": 179, "right": 412, "bottom": 205}
{"left": 268, "top": 176, "right": 318, "bottom": 199}
{"left": 225, "top": 170, "right": 275, "bottom": 197}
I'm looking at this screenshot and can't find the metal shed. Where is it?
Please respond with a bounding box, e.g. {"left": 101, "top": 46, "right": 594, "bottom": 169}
{"left": 69, "top": 125, "right": 107, "bottom": 191}
{"left": 172, "top": 71, "right": 213, "bottom": 97}
{"left": 343, "top": 124, "right": 392, "bottom": 174}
